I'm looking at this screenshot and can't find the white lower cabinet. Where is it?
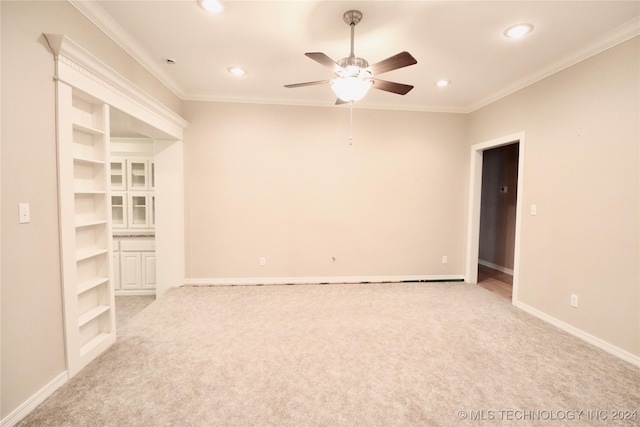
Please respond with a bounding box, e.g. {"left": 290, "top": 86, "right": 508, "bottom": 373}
{"left": 121, "top": 252, "right": 142, "bottom": 290}
{"left": 141, "top": 253, "right": 156, "bottom": 289}
{"left": 114, "top": 238, "right": 155, "bottom": 295}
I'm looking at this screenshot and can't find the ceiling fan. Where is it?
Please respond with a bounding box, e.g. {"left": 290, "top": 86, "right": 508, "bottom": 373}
{"left": 284, "top": 10, "right": 418, "bottom": 104}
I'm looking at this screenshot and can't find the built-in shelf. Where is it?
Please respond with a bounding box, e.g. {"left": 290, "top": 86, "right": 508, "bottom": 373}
{"left": 59, "top": 82, "right": 116, "bottom": 378}
{"left": 76, "top": 247, "right": 108, "bottom": 262}
{"left": 75, "top": 220, "right": 108, "bottom": 229}
{"left": 74, "top": 190, "right": 107, "bottom": 195}
{"left": 78, "top": 305, "right": 110, "bottom": 328}
{"left": 77, "top": 277, "right": 109, "bottom": 295}
{"left": 73, "top": 156, "right": 106, "bottom": 166}
{"left": 72, "top": 122, "right": 104, "bottom": 136}
{"left": 80, "top": 332, "right": 111, "bottom": 357}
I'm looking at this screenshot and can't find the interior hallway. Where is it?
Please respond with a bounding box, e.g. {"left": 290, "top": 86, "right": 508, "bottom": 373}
{"left": 477, "top": 264, "right": 513, "bottom": 300}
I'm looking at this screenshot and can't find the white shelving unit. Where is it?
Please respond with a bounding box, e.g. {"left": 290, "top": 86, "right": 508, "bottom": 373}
{"left": 57, "top": 84, "right": 116, "bottom": 377}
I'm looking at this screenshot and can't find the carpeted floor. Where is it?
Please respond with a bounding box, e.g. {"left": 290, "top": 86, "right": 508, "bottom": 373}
{"left": 19, "top": 282, "right": 640, "bottom": 426}
{"left": 115, "top": 295, "right": 155, "bottom": 330}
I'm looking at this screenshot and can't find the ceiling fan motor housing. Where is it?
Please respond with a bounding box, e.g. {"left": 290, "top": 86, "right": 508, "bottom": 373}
{"left": 337, "top": 56, "right": 371, "bottom": 78}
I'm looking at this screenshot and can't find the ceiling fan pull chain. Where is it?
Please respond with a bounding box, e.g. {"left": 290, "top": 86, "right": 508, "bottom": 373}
{"left": 349, "top": 101, "right": 354, "bottom": 145}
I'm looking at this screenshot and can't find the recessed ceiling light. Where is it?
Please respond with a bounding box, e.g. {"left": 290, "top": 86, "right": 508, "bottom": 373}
{"left": 199, "top": 0, "right": 224, "bottom": 14}
{"left": 436, "top": 80, "right": 450, "bottom": 87}
{"left": 504, "top": 23, "right": 534, "bottom": 39}
{"left": 228, "top": 67, "right": 246, "bottom": 76}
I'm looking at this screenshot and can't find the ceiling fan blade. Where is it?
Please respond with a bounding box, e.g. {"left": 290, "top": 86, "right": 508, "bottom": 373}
{"left": 305, "top": 52, "right": 342, "bottom": 72}
{"left": 335, "top": 98, "right": 349, "bottom": 105}
{"left": 369, "top": 51, "right": 417, "bottom": 75}
{"left": 371, "top": 79, "right": 414, "bottom": 95}
{"left": 284, "top": 80, "right": 331, "bottom": 89}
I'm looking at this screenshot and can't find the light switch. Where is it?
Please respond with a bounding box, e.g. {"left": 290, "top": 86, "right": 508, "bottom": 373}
{"left": 530, "top": 204, "right": 537, "bottom": 216}
{"left": 19, "top": 203, "right": 30, "bottom": 224}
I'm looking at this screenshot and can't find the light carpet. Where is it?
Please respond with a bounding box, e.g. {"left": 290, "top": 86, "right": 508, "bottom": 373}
{"left": 115, "top": 295, "right": 155, "bottom": 330}
{"left": 18, "top": 282, "right": 639, "bottom": 426}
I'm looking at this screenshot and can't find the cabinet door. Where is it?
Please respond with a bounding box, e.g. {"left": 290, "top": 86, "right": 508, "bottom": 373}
{"left": 128, "top": 160, "right": 148, "bottom": 190}
{"left": 128, "top": 192, "right": 150, "bottom": 228}
{"left": 111, "top": 192, "right": 127, "bottom": 228}
{"left": 141, "top": 252, "right": 156, "bottom": 289}
{"left": 110, "top": 159, "right": 127, "bottom": 191}
{"left": 120, "top": 252, "right": 142, "bottom": 290}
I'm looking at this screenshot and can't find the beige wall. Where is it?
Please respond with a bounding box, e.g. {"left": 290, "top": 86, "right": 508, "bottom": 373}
{"left": 2, "top": 0, "right": 638, "bottom": 421}
{"left": 0, "top": 0, "right": 181, "bottom": 418}
{"left": 467, "top": 37, "right": 640, "bottom": 356}
{"left": 183, "top": 101, "right": 468, "bottom": 280}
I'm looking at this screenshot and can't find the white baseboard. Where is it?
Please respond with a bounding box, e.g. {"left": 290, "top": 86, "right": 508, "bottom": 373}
{"left": 478, "top": 259, "right": 514, "bottom": 275}
{"left": 184, "top": 274, "right": 465, "bottom": 287}
{"left": 114, "top": 289, "right": 156, "bottom": 296}
{"left": 515, "top": 301, "right": 640, "bottom": 368}
{"left": 1, "top": 371, "right": 68, "bottom": 427}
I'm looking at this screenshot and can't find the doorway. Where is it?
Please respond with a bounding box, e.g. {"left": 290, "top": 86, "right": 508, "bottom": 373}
{"left": 477, "top": 143, "right": 519, "bottom": 300}
{"left": 465, "top": 132, "right": 525, "bottom": 304}
{"left": 47, "top": 33, "right": 187, "bottom": 376}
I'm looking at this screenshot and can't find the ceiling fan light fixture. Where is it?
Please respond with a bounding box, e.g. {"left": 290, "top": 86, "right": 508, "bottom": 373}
{"left": 331, "top": 77, "right": 372, "bottom": 102}
{"left": 199, "top": 0, "right": 224, "bottom": 14}
{"left": 436, "top": 80, "right": 450, "bottom": 87}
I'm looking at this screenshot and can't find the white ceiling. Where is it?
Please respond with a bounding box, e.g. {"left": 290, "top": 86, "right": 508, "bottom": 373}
{"left": 75, "top": 1, "right": 639, "bottom": 113}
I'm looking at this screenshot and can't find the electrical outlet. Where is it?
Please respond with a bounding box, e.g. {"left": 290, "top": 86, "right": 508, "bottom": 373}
{"left": 259, "top": 257, "right": 266, "bottom": 266}
{"left": 442, "top": 256, "right": 448, "bottom": 264}
{"left": 570, "top": 294, "right": 578, "bottom": 308}
{"left": 19, "top": 203, "right": 30, "bottom": 224}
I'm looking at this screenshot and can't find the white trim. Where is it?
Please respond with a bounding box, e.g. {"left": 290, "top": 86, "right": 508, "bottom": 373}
{"left": 115, "top": 289, "right": 156, "bottom": 296}
{"left": 515, "top": 301, "right": 640, "bottom": 368}
{"left": 1, "top": 372, "right": 68, "bottom": 427}
{"left": 67, "top": 0, "right": 184, "bottom": 98}
{"left": 478, "top": 259, "right": 514, "bottom": 276}
{"left": 154, "top": 140, "right": 185, "bottom": 297}
{"left": 43, "top": 34, "right": 187, "bottom": 140}
{"left": 67, "top": 2, "right": 639, "bottom": 114}
{"left": 465, "top": 131, "right": 525, "bottom": 300}
{"left": 468, "top": 17, "right": 640, "bottom": 112}
{"left": 180, "top": 94, "right": 469, "bottom": 114}
{"left": 185, "top": 275, "right": 464, "bottom": 287}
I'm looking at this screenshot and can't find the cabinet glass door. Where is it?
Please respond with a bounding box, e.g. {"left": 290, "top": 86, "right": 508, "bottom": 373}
{"left": 110, "top": 159, "right": 126, "bottom": 191}
{"left": 128, "top": 192, "right": 149, "bottom": 228}
{"left": 128, "top": 160, "right": 148, "bottom": 190}
{"left": 111, "top": 193, "right": 126, "bottom": 228}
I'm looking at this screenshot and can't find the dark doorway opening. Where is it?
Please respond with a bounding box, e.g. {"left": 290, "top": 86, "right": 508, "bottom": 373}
{"left": 477, "top": 143, "right": 519, "bottom": 300}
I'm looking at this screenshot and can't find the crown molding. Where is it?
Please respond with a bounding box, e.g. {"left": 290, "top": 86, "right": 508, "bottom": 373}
{"left": 468, "top": 16, "right": 640, "bottom": 113}
{"left": 182, "top": 93, "right": 468, "bottom": 114}
{"left": 68, "top": 1, "right": 638, "bottom": 114}
{"left": 68, "top": 0, "right": 185, "bottom": 99}
{"left": 44, "top": 33, "right": 188, "bottom": 138}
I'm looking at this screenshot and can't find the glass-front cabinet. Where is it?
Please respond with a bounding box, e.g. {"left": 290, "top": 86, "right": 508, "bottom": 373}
{"left": 110, "top": 157, "right": 155, "bottom": 231}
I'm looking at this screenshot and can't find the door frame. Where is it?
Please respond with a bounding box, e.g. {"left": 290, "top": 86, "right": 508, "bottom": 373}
{"left": 46, "top": 34, "right": 187, "bottom": 300}
{"left": 465, "top": 132, "right": 526, "bottom": 304}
